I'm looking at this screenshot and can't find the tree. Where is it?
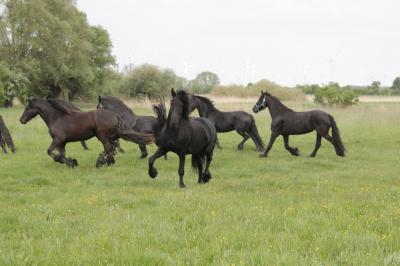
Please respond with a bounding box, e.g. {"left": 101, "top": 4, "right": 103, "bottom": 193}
{"left": 365, "top": 81, "right": 381, "bottom": 95}
{"left": 0, "top": 63, "right": 29, "bottom": 107}
{"left": 0, "top": 0, "right": 115, "bottom": 100}
{"left": 121, "top": 64, "right": 183, "bottom": 99}
{"left": 189, "top": 71, "right": 220, "bottom": 93}
{"left": 391, "top": 77, "right": 400, "bottom": 95}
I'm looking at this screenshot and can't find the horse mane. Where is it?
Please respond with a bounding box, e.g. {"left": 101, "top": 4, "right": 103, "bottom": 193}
{"left": 175, "top": 90, "right": 191, "bottom": 119}
{"left": 101, "top": 96, "right": 135, "bottom": 115}
{"left": 49, "top": 99, "right": 81, "bottom": 111}
{"left": 195, "top": 95, "right": 218, "bottom": 111}
{"left": 46, "top": 99, "right": 79, "bottom": 115}
{"left": 152, "top": 99, "right": 167, "bottom": 135}
{"left": 266, "top": 93, "right": 294, "bottom": 112}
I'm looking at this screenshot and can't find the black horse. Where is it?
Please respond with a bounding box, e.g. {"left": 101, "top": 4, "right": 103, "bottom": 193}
{"left": 49, "top": 99, "right": 89, "bottom": 151}
{"left": 97, "top": 96, "right": 160, "bottom": 158}
{"left": 148, "top": 89, "right": 217, "bottom": 188}
{"left": 20, "top": 98, "right": 153, "bottom": 168}
{"left": 253, "top": 91, "right": 345, "bottom": 157}
{"left": 0, "top": 114, "right": 16, "bottom": 153}
{"left": 190, "top": 95, "right": 264, "bottom": 151}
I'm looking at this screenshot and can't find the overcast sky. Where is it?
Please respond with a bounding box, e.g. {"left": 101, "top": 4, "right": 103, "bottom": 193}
{"left": 77, "top": 0, "right": 400, "bottom": 86}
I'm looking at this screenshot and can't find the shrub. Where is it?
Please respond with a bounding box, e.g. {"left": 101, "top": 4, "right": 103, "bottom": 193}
{"left": 211, "top": 79, "right": 305, "bottom": 101}
{"left": 314, "top": 84, "right": 359, "bottom": 107}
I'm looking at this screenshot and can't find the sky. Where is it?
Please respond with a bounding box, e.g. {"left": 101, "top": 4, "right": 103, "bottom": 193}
{"left": 77, "top": 0, "right": 400, "bottom": 87}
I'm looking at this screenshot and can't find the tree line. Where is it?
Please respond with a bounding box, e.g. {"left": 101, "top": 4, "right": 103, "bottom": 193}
{"left": 0, "top": 0, "right": 399, "bottom": 107}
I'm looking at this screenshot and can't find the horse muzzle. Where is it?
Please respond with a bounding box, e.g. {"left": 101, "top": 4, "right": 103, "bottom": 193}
{"left": 252, "top": 106, "right": 259, "bottom": 113}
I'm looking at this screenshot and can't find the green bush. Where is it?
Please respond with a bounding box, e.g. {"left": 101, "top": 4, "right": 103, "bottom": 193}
{"left": 314, "top": 84, "right": 359, "bottom": 107}
{"left": 0, "top": 64, "right": 29, "bottom": 107}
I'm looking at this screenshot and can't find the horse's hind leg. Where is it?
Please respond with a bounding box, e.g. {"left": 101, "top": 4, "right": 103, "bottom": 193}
{"left": 216, "top": 137, "right": 222, "bottom": 150}
{"left": 283, "top": 135, "right": 300, "bottom": 156}
{"left": 80, "top": 141, "right": 89, "bottom": 150}
{"left": 202, "top": 153, "right": 213, "bottom": 183}
{"left": 322, "top": 134, "right": 342, "bottom": 156}
{"left": 96, "top": 136, "right": 115, "bottom": 168}
{"left": 309, "top": 133, "right": 322, "bottom": 157}
{"left": 0, "top": 135, "right": 7, "bottom": 153}
{"left": 236, "top": 130, "right": 249, "bottom": 150}
{"left": 193, "top": 156, "right": 204, "bottom": 184}
{"left": 139, "top": 144, "right": 148, "bottom": 158}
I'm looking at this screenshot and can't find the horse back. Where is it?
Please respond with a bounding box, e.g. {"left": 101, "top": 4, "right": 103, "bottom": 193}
{"left": 213, "top": 110, "right": 252, "bottom": 132}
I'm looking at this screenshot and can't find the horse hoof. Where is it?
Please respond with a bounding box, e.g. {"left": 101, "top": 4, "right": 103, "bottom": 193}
{"left": 237, "top": 145, "right": 244, "bottom": 151}
{"left": 309, "top": 154, "right": 316, "bottom": 158}
{"left": 202, "top": 173, "right": 211, "bottom": 183}
{"left": 140, "top": 153, "right": 148, "bottom": 159}
{"left": 179, "top": 183, "right": 187, "bottom": 188}
{"left": 149, "top": 168, "right": 158, "bottom": 178}
{"left": 259, "top": 153, "right": 267, "bottom": 158}
{"left": 106, "top": 156, "right": 115, "bottom": 166}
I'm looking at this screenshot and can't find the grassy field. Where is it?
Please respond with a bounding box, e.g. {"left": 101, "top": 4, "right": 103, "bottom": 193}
{"left": 1, "top": 100, "right": 400, "bottom": 265}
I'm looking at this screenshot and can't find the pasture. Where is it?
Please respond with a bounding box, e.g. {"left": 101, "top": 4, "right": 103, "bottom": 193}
{"left": 1, "top": 99, "right": 400, "bottom": 265}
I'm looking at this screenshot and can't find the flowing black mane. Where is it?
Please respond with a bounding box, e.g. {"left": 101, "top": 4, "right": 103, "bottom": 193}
{"left": 175, "top": 90, "right": 191, "bottom": 119}
{"left": 47, "top": 99, "right": 75, "bottom": 115}
{"left": 266, "top": 93, "right": 294, "bottom": 113}
{"left": 101, "top": 96, "right": 135, "bottom": 115}
{"left": 195, "top": 95, "right": 218, "bottom": 111}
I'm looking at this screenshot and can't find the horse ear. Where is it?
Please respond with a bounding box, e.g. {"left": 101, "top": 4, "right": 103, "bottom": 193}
{"left": 261, "top": 90, "right": 264, "bottom": 95}
{"left": 98, "top": 96, "right": 101, "bottom": 103}
{"left": 171, "top": 88, "right": 176, "bottom": 97}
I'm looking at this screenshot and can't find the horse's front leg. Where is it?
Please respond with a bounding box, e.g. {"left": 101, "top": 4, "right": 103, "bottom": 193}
{"left": 148, "top": 148, "right": 166, "bottom": 178}
{"left": 0, "top": 135, "right": 7, "bottom": 153}
{"left": 80, "top": 141, "right": 89, "bottom": 151}
{"left": 47, "top": 139, "right": 72, "bottom": 167}
{"left": 260, "top": 133, "right": 278, "bottom": 157}
{"left": 59, "top": 144, "right": 78, "bottom": 168}
{"left": 178, "top": 154, "right": 186, "bottom": 188}
{"left": 283, "top": 135, "right": 300, "bottom": 156}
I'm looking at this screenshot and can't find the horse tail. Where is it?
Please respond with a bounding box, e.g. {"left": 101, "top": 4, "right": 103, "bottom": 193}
{"left": 328, "top": 115, "right": 345, "bottom": 157}
{"left": 152, "top": 99, "right": 167, "bottom": 136}
{"left": 0, "top": 115, "right": 16, "bottom": 152}
{"left": 248, "top": 115, "right": 265, "bottom": 151}
{"left": 117, "top": 116, "right": 154, "bottom": 145}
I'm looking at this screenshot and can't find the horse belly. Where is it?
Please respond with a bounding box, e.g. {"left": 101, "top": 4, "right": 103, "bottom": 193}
{"left": 281, "top": 121, "right": 314, "bottom": 135}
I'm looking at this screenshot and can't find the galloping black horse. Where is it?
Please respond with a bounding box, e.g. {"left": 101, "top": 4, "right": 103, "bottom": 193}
{"left": 97, "top": 96, "right": 159, "bottom": 158}
{"left": 49, "top": 99, "right": 89, "bottom": 151}
{"left": 0, "top": 114, "right": 16, "bottom": 153}
{"left": 253, "top": 91, "right": 345, "bottom": 157}
{"left": 20, "top": 98, "right": 153, "bottom": 167}
{"left": 148, "top": 89, "right": 217, "bottom": 188}
{"left": 190, "top": 95, "right": 264, "bottom": 151}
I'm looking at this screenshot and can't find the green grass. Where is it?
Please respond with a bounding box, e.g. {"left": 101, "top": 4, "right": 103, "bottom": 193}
{"left": 1, "top": 101, "right": 400, "bottom": 265}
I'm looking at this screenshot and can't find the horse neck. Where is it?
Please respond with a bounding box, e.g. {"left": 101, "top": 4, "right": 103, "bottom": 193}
{"left": 196, "top": 99, "right": 216, "bottom": 118}
{"left": 36, "top": 102, "right": 61, "bottom": 127}
{"left": 266, "top": 97, "right": 292, "bottom": 119}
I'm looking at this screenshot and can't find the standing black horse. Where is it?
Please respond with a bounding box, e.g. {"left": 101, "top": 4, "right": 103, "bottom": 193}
{"left": 49, "top": 99, "right": 90, "bottom": 151}
{"left": 190, "top": 95, "right": 264, "bottom": 151}
{"left": 148, "top": 89, "right": 217, "bottom": 188}
{"left": 253, "top": 91, "right": 345, "bottom": 157}
{"left": 0, "top": 114, "right": 16, "bottom": 153}
{"left": 97, "top": 96, "right": 160, "bottom": 158}
{"left": 19, "top": 98, "right": 153, "bottom": 168}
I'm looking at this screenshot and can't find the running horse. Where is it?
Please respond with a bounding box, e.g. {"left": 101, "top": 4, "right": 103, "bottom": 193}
{"left": 19, "top": 98, "right": 153, "bottom": 167}
{"left": 253, "top": 91, "right": 345, "bottom": 157}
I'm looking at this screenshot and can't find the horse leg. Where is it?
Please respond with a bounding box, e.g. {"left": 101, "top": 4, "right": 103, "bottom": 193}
{"left": 139, "top": 144, "right": 148, "bottom": 159}
{"left": 178, "top": 154, "right": 186, "bottom": 188}
{"left": 322, "top": 134, "right": 342, "bottom": 156}
{"left": 0, "top": 135, "right": 7, "bottom": 153}
{"left": 260, "top": 133, "right": 278, "bottom": 157}
{"left": 202, "top": 153, "right": 213, "bottom": 183}
{"left": 194, "top": 156, "right": 204, "bottom": 184}
{"left": 115, "top": 139, "right": 125, "bottom": 153}
{"left": 96, "top": 137, "right": 114, "bottom": 168}
{"left": 309, "top": 133, "right": 322, "bottom": 157}
{"left": 58, "top": 144, "right": 78, "bottom": 168}
{"left": 283, "top": 135, "right": 300, "bottom": 156}
{"left": 47, "top": 139, "right": 67, "bottom": 166}
{"left": 216, "top": 137, "right": 222, "bottom": 150}
{"left": 148, "top": 148, "right": 166, "bottom": 178}
{"left": 80, "top": 141, "right": 89, "bottom": 150}
{"left": 236, "top": 130, "right": 249, "bottom": 150}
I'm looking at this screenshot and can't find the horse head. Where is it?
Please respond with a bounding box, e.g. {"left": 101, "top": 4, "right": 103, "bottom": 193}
{"left": 169, "top": 89, "right": 190, "bottom": 129}
{"left": 20, "top": 98, "right": 41, "bottom": 124}
{"left": 253, "top": 91, "right": 269, "bottom": 113}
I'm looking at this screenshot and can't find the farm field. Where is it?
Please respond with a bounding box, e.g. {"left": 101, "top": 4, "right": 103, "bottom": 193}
{"left": 1, "top": 99, "right": 400, "bottom": 265}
